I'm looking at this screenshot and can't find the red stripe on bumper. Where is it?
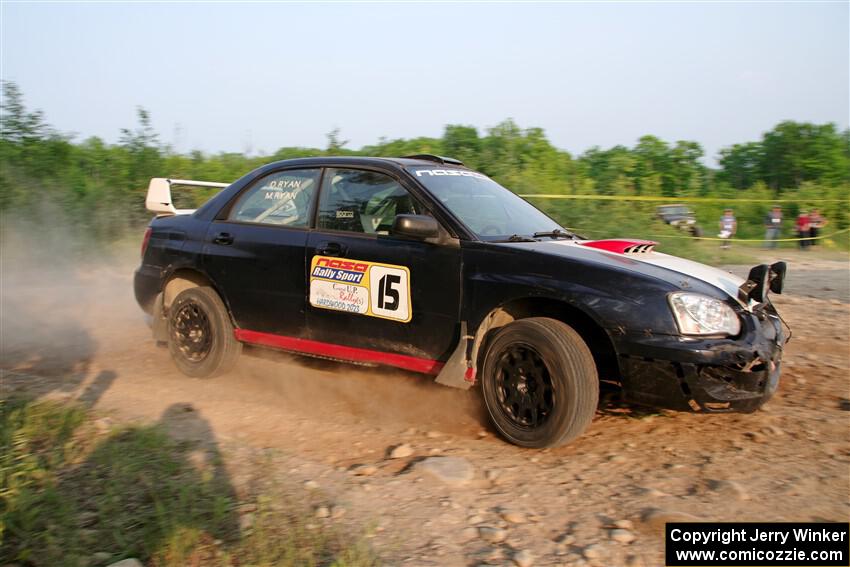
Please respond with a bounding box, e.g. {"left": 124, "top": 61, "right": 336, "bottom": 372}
{"left": 233, "top": 329, "right": 445, "bottom": 375}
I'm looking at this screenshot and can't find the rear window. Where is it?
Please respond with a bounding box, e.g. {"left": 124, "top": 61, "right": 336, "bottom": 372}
{"left": 229, "top": 169, "right": 321, "bottom": 226}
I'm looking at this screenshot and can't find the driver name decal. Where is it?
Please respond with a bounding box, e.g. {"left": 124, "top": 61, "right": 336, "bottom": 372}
{"left": 267, "top": 179, "right": 302, "bottom": 190}
{"left": 414, "top": 169, "right": 488, "bottom": 180}
{"left": 309, "top": 255, "right": 411, "bottom": 322}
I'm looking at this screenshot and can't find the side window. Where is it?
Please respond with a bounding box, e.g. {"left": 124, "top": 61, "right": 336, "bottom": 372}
{"left": 317, "top": 169, "right": 419, "bottom": 234}
{"left": 229, "top": 169, "right": 320, "bottom": 227}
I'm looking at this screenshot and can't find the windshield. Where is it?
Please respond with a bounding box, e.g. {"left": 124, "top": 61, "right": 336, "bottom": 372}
{"left": 409, "top": 167, "right": 564, "bottom": 240}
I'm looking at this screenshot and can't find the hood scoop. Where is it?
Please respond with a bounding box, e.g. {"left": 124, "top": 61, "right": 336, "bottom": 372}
{"left": 579, "top": 239, "right": 657, "bottom": 254}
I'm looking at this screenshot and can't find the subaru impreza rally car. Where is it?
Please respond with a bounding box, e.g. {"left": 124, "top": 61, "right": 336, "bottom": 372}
{"left": 135, "top": 155, "right": 787, "bottom": 448}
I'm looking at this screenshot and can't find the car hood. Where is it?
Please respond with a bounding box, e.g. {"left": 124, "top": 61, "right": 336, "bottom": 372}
{"left": 507, "top": 239, "right": 747, "bottom": 306}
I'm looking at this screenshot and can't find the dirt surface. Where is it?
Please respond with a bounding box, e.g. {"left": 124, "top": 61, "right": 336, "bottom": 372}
{"left": 722, "top": 248, "right": 850, "bottom": 304}
{"left": 2, "top": 249, "right": 849, "bottom": 567}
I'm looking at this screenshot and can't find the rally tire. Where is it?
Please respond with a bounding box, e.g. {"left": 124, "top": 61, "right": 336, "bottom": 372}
{"left": 481, "top": 317, "right": 598, "bottom": 448}
{"left": 167, "top": 286, "right": 242, "bottom": 378}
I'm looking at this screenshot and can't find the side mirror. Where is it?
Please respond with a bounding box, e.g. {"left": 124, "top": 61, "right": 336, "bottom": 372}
{"left": 739, "top": 264, "right": 770, "bottom": 303}
{"left": 391, "top": 214, "right": 439, "bottom": 240}
{"left": 768, "top": 261, "right": 786, "bottom": 294}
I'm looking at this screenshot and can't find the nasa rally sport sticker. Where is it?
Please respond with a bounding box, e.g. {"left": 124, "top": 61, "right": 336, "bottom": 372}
{"left": 309, "top": 256, "right": 411, "bottom": 323}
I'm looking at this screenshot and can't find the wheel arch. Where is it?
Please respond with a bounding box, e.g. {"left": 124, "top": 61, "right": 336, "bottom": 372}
{"left": 471, "top": 296, "right": 620, "bottom": 384}
{"left": 161, "top": 267, "right": 238, "bottom": 327}
{"left": 154, "top": 267, "right": 241, "bottom": 346}
{"left": 162, "top": 268, "right": 217, "bottom": 309}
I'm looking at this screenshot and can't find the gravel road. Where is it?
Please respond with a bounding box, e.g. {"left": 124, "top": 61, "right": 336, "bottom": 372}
{"left": 3, "top": 250, "right": 848, "bottom": 566}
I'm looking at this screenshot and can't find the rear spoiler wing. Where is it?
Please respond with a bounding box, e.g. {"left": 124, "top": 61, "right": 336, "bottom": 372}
{"left": 146, "top": 178, "right": 230, "bottom": 216}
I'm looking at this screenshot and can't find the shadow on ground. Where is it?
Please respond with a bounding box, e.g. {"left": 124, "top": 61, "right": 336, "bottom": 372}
{"left": 0, "top": 399, "right": 240, "bottom": 566}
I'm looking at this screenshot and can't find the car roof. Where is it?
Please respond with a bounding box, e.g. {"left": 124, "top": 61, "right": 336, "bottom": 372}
{"left": 258, "top": 155, "right": 470, "bottom": 172}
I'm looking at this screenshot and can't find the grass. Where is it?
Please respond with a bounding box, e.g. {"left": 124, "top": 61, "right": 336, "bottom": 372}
{"left": 0, "top": 398, "right": 378, "bottom": 567}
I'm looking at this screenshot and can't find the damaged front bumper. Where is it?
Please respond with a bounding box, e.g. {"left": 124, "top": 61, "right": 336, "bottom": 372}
{"left": 612, "top": 307, "right": 785, "bottom": 413}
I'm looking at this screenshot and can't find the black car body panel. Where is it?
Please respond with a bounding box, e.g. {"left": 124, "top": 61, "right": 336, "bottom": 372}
{"left": 135, "top": 156, "right": 786, "bottom": 413}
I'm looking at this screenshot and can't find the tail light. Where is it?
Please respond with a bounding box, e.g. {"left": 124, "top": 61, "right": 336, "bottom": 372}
{"left": 141, "top": 227, "right": 152, "bottom": 259}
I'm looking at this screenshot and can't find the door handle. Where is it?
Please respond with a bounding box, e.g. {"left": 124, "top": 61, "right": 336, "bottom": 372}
{"left": 213, "top": 232, "right": 234, "bottom": 245}
{"left": 316, "top": 242, "right": 346, "bottom": 256}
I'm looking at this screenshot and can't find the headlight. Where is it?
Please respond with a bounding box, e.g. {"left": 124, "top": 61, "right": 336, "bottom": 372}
{"left": 668, "top": 292, "right": 741, "bottom": 337}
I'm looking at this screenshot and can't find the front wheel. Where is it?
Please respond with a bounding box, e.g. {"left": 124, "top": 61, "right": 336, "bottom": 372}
{"left": 167, "top": 286, "right": 242, "bottom": 378}
{"left": 481, "top": 318, "right": 599, "bottom": 448}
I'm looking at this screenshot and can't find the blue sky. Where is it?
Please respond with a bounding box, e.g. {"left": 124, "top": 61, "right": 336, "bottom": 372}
{"left": 1, "top": 2, "right": 847, "bottom": 162}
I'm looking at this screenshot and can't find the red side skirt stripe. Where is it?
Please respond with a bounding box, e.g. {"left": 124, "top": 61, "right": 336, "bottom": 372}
{"left": 233, "top": 329, "right": 445, "bottom": 375}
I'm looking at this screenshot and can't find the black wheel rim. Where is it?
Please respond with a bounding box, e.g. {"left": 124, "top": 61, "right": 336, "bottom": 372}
{"left": 494, "top": 343, "right": 555, "bottom": 429}
{"left": 173, "top": 301, "right": 212, "bottom": 363}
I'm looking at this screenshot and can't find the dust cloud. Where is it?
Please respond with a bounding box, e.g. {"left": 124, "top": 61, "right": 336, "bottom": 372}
{"left": 1, "top": 213, "right": 142, "bottom": 382}
{"left": 1, "top": 213, "right": 486, "bottom": 437}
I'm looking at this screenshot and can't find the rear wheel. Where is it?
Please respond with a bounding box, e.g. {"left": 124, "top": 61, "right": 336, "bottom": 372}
{"left": 481, "top": 317, "right": 598, "bottom": 448}
{"left": 167, "top": 286, "right": 241, "bottom": 378}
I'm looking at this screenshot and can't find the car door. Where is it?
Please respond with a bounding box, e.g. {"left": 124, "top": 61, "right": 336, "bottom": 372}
{"left": 305, "top": 167, "right": 462, "bottom": 365}
{"left": 202, "top": 168, "right": 321, "bottom": 336}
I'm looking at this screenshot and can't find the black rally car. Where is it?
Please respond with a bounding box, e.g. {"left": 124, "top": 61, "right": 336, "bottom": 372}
{"left": 135, "top": 155, "right": 787, "bottom": 448}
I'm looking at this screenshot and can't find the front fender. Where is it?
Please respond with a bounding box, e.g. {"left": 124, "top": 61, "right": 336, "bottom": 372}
{"left": 462, "top": 243, "right": 681, "bottom": 336}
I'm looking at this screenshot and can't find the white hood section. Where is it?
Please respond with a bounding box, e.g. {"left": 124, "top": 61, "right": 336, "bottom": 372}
{"left": 629, "top": 251, "right": 746, "bottom": 301}
{"left": 554, "top": 241, "right": 747, "bottom": 305}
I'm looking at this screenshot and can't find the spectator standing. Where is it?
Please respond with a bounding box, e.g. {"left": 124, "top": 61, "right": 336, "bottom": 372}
{"left": 718, "top": 209, "right": 737, "bottom": 250}
{"left": 796, "top": 210, "right": 811, "bottom": 250}
{"left": 809, "top": 208, "right": 828, "bottom": 246}
{"left": 763, "top": 205, "right": 782, "bottom": 249}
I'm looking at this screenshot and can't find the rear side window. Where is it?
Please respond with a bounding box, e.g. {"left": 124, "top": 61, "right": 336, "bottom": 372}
{"left": 229, "top": 169, "right": 320, "bottom": 226}
{"left": 316, "top": 168, "right": 419, "bottom": 234}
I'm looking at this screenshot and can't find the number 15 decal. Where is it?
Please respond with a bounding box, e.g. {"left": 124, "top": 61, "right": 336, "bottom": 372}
{"left": 369, "top": 265, "right": 410, "bottom": 322}
{"left": 377, "top": 274, "right": 401, "bottom": 310}
{"left": 309, "top": 255, "right": 411, "bottom": 323}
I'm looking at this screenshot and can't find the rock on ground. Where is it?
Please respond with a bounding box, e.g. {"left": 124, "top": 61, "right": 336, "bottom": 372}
{"left": 350, "top": 463, "right": 378, "bottom": 476}
{"left": 582, "top": 543, "right": 603, "bottom": 560}
{"left": 707, "top": 479, "right": 750, "bottom": 501}
{"left": 639, "top": 508, "right": 702, "bottom": 534}
{"left": 500, "top": 508, "right": 527, "bottom": 524}
{"left": 106, "top": 561, "right": 143, "bottom": 567}
{"left": 413, "top": 456, "right": 475, "bottom": 486}
{"left": 388, "top": 443, "right": 414, "bottom": 459}
{"left": 610, "top": 528, "right": 637, "bottom": 544}
{"left": 478, "top": 526, "right": 508, "bottom": 543}
{"left": 513, "top": 549, "right": 534, "bottom": 567}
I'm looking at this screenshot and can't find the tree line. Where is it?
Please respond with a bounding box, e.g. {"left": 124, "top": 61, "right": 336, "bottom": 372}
{"left": 1, "top": 80, "right": 847, "bottom": 244}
